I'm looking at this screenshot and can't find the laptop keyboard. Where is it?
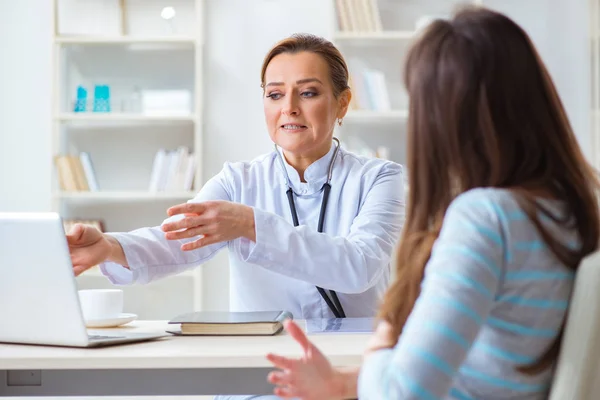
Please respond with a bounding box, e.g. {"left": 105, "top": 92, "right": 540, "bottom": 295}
{"left": 88, "top": 334, "right": 126, "bottom": 341}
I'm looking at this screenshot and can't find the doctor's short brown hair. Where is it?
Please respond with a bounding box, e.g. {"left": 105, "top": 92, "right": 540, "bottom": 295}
{"left": 260, "top": 33, "right": 350, "bottom": 98}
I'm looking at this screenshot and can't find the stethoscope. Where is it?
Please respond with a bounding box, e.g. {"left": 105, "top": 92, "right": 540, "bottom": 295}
{"left": 275, "top": 137, "right": 346, "bottom": 318}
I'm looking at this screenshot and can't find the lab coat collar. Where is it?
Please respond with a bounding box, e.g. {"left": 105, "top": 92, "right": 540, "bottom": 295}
{"left": 277, "top": 141, "right": 337, "bottom": 195}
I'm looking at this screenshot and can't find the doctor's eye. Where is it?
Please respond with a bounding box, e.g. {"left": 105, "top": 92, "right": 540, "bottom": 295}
{"left": 301, "top": 91, "right": 318, "bottom": 98}
{"left": 266, "top": 93, "right": 283, "bottom": 100}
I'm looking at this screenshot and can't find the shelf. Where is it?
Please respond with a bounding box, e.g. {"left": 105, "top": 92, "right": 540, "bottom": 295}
{"left": 55, "top": 36, "right": 197, "bottom": 45}
{"left": 53, "top": 191, "right": 196, "bottom": 201}
{"left": 345, "top": 109, "right": 409, "bottom": 122}
{"left": 51, "top": 0, "right": 206, "bottom": 314}
{"left": 80, "top": 268, "right": 198, "bottom": 278}
{"left": 333, "top": 31, "right": 414, "bottom": 41}
{"left": 56, "top": 113, "right": 196, "bottom": 123}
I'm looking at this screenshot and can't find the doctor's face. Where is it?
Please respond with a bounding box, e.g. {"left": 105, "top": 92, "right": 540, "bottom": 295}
{"left": 263, "top": 51, "right": 348, "bottom": 160}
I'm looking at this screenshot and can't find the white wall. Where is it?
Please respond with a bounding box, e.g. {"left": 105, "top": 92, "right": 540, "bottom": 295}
{"left": 483, "top": 0, "right": 592, "bottom": 159}
{"left": 0, "top": 0, "right": 591, "bottom": 310}
{"left": 0, "top": 0, "right": 53, "bottom": 211}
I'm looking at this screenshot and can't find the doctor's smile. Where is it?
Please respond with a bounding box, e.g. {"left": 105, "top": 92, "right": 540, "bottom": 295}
{"left": 280, "top": 124, "right": 308, "bottom": 133}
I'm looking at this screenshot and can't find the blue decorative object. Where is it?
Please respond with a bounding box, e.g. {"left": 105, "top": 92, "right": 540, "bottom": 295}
{"left": 73, "top": 86, "right": 87, "bottom": 112}
{"left": 93, "top": 85, "right": 111, "bottom": 112}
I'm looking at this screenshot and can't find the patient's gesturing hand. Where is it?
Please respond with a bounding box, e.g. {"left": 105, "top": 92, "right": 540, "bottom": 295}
{"left": 364, "top": 319, "right": 397, "bottom": 359}
{"left": 266, "top": 320, "right": 344, "bottom": 400}
{"left": 66, "top": 224, "right": 112, "bottom": 276}
{"left": 162, "top": 201, "right": 256, "bottom": 251}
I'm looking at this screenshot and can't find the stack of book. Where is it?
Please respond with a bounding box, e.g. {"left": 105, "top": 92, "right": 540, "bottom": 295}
{"left": 348, "top": 62, "right": 391, "bottom": 112}
{"left": 54, "top": 153, "right": 99, "bottom": 192}
{"left": 335, "top": 0, "right": 383, "bottom": 32}
{"left": 148, "top": 146, "right": 196, "bottom": 192}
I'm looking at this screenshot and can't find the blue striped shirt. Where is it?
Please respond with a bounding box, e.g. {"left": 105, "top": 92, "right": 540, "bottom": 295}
{"left": 358, "top": 188, "right": 576, "bottom": 399}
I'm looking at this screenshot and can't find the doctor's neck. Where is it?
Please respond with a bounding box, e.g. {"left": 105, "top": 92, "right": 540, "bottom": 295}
{"left": 282, "top": 143, "right": 332, "bottom": 183}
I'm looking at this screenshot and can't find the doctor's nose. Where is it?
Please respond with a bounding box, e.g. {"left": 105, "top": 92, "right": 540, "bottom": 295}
{"left": 281, "top": 96, "right": 300, "bottom": 116}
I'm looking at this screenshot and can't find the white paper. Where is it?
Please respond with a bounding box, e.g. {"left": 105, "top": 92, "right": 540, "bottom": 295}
{"left": 305, "top": 317, "right": 375, "bottom": 334}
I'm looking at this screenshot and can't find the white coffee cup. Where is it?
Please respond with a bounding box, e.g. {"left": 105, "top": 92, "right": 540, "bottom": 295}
{"left": 78, "top": 289, "right": 123, "bottom": 321}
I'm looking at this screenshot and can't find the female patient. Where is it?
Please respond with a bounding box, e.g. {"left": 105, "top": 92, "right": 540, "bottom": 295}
{"left": 266, "top": 6, "right": 600, "bottom": 399}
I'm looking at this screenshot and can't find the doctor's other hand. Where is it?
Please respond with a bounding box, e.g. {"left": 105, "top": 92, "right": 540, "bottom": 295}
{"left": 66, "top": 224, "right": 112, "bottom": 276}
{"left": 266, "top": 320, "right": 344, "bottom": 400}
{"left": 162, "top": 200, "right": 256, "bottom": 251}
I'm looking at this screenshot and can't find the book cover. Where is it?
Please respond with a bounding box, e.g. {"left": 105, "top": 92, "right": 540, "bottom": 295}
{"left": 167, "top": 311, "right": 293, "bottom": 336}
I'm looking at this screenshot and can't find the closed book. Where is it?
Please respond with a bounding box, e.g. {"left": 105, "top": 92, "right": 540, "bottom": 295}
{"left": 167, "top": 311, "right": 293, "bottom": 336}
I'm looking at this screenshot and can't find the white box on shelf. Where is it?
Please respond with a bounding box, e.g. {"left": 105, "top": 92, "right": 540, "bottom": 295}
{"left": 124, "top": 0, "right": 197, "bottom": 38}
{"left": 141, "top": 90, "right": 192, "bottom": 116}
{"left": 57, "top": 0, "right": 123, "bottom": 36}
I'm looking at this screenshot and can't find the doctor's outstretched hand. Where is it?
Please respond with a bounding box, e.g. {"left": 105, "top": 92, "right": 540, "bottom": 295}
{"left": 66, "top": 224, "right": 112, "bottom": 276}
{"left": 266, "top": 320, "right": 349, "bottom": 400}
{"left": 162, "top": 200, "right": 256, "bottom": 251}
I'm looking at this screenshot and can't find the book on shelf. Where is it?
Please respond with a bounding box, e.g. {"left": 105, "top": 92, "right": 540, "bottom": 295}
{"left": 54, "top": 153, "right": 99, "bottom": 192}
{"left": 149, "top": 146, "right": 195, "bottom": 192}
{"left": 167, "top": 311, "right": 293, "bottom": 336}
{"left": 335, "top": 0, "right": 382, "bottom": 33}
{"left": 347, "top": 74, "right": 361, "bottom": 110}
{"left": 347, "top": 61, "right": 391, "bottom": 111}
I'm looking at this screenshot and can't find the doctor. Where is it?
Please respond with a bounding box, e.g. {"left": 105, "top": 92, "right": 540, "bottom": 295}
{"left": 68, "top": 33, "right": 404, "bottom": 328}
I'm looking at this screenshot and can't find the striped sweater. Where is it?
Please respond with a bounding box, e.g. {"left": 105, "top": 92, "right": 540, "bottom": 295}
{"left": 358, "top": 188, "right": 577, "bottom": 400}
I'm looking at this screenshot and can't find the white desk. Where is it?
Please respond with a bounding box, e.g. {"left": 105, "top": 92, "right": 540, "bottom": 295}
{"left": 0, "top": 320, "right": 369, "bottom": 397}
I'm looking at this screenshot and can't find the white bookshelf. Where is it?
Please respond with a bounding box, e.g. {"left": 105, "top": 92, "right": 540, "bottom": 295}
{"left": 333, "top": 30, "right": 413, "bottom": 41}
{"left": 55, "top": 112, "right": 198, "bottom": 123}
{"left": 56, "top": 113, "right": 196, "bottom": 122}
{"left": 51, "top": 0, "right": 205, "bottom": 319}
{"left": 54, "top": 36, "right": 197, "bottom": 45}
{"left": 83, "top": 267, "right": 197, "bottom": 278}
{"left": 53, "top": 191, "right": 197, "bottom": 201}
{"left": 332, "top": 0, "right": 481, "bottom": 163}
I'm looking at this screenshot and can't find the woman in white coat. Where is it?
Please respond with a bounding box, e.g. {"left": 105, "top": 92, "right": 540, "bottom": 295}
{"left": 67, "top": 33, "right": 405, "bottom": 398}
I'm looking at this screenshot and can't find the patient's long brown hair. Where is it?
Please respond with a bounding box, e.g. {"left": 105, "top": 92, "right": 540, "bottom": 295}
{"left": 378, "top": 6, "right": 600, "bottom": 373}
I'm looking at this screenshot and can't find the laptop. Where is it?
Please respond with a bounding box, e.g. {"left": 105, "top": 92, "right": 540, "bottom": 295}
{"left": 0, "top": 212, "right": 166, "bottom": 347}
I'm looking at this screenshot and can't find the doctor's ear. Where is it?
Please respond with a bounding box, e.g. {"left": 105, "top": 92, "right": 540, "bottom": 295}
{"left": 337, "top": 88, "right": 352, "bottom": 118}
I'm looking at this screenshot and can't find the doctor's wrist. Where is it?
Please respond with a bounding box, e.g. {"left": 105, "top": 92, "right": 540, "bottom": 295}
{"left": 104, "top": 234, "right": 129, "bottom": 268}
{"left": 241, "top": 205, "right": 256, "bottom": 242}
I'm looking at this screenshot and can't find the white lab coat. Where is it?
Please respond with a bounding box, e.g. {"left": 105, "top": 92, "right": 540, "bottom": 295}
{"left": 101, "top": 143, "right": 405, "bottom": 319}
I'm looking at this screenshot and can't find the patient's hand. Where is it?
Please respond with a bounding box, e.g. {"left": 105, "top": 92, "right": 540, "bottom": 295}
{"left": 266, "top": 320, "right": 350, "bottom": 400}
{"left": 66, "top": 224, "right": 112, "bottom": 276}
{"left": 364, "top": 320, "right": 397, "bottom": 359}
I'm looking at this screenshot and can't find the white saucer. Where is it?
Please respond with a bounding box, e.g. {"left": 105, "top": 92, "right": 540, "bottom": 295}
{"left": 85, "top": 313, "right": 137, "bottom": 328}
